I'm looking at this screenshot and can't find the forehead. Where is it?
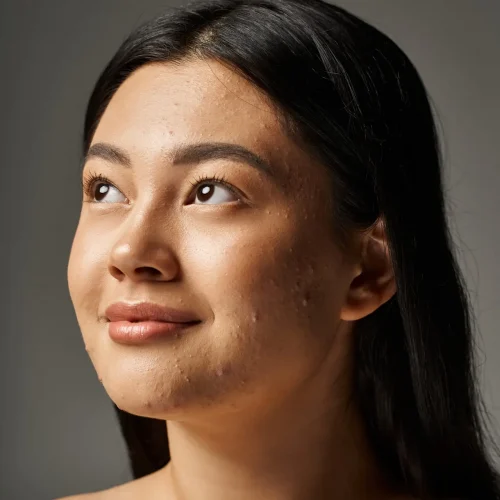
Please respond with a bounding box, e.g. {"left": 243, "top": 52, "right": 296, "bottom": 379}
{"left": 93, "top": 59, "right": 292, "bottom": 169}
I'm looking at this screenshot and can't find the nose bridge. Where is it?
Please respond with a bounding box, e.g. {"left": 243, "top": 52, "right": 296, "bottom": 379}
{"left": 108, "top": 200, "right": 179, "bottom": 280}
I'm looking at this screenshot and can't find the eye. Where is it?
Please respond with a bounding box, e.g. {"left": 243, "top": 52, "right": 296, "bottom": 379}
{"left": 189, "top": 175, "right": 240, "bottom": 205}
{"left": 94, "top": 183, "right": 126, "bottom": 203}
{"left": 82, "top": 173, "right": 127, "bottom": 204}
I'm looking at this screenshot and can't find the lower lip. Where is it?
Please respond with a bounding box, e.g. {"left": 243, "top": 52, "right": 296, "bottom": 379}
{"left": 108, "top": 320, "right": 199, "bottom": 344}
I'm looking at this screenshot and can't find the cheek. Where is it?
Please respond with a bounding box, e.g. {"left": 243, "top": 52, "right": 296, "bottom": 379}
{"left": 67, "top": 220, "right": 109, "bottom": 338}
{"left": 187, "top": 216, "right": 342, "bottom": 320}
{"left": 182, "top": 217, "right": 345, "bottom": 385}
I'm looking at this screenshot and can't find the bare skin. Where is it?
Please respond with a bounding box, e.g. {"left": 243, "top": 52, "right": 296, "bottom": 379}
{"left": 63, "top": 58, "right": 401, "bottom": 500}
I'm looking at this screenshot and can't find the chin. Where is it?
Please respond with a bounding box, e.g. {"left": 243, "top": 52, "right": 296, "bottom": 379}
{"left": 100, "top": 364, "right": 251, "bottom": 422}
{"left": 97, "top": 359, "right": 196, "bottom": 419}
{"left": 106, "top": 382, "right": 195, "bottom": 420}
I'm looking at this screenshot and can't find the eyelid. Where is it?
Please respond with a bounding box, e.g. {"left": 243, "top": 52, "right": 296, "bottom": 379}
{"left": 82, "top": 170, "right": 126, "bottom": 203}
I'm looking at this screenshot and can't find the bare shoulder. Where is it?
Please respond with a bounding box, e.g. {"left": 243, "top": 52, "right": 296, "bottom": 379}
{"left": 54, "top": 494, "right": 100, "bottom": 500}
{"left": 54, "top": 486, "right": 137, "bottom": 500}
{"left": 54, "top": 491, "right": 107, "bottom": 500}
{"left": 53, "top": 468, "right": 169, "bottom": 500}
{"left": 53, "top": 483, "right": 133, "bottom": 500}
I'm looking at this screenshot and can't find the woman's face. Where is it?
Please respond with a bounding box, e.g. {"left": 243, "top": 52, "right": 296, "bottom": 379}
{"left": 67, "top": 59, "right": 357, "bottom": 420}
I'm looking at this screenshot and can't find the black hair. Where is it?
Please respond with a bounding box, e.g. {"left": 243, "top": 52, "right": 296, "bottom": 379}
{"left": 82, "top": 1, "right": 500, "bottom": 498}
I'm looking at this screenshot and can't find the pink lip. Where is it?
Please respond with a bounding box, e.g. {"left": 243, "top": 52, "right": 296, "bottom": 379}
{"left": 104, "top": 302, "right": 201, "bottom": 344}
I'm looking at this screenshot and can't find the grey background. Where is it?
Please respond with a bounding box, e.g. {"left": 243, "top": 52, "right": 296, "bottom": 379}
{"left": 1, "top": 0, "right": 498, "bottom": 498}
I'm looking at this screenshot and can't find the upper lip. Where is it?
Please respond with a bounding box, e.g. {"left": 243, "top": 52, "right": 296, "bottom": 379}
{"left": 104, "top": 302, "right": 201, "bottom": 323}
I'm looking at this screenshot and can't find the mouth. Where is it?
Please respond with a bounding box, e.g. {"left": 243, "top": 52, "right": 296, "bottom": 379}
{"left": 103, "top": 301, "right": 202, "bottom": 345}
{"left": 107, "top": 319, "right": 201, "bottom": 344}
{"left": 104, "top": 301, "right": 201, "bottom": 323}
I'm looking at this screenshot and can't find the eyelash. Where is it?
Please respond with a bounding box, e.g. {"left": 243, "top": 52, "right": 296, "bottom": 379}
{"left": 82, "top": 170, "right": 112, "bottom": 199}
{"left": 187, "top": 173, "right": 238, "bottom": 198}
{"left": 82, "top": 170, "right": 240, "bottom": 202}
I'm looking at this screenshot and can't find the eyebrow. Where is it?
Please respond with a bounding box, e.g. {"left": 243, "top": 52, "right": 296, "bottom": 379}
{"left": 83, "top": 141, "right": 274, "bottom": 177}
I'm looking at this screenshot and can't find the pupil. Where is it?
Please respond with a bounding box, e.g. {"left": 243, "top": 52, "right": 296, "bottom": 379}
{"left": 198, "top": 184, "right": 213, "bottom": 202}
{"left": 95, "top": 184, "right": 109, "bottom": 201}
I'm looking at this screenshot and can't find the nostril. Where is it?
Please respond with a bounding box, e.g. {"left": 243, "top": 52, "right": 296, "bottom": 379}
{"left": 135, "top": 266, "right": 162, "bottom": 278}
{"left": 109, "top": 265, "right": 125, "bottom": 281}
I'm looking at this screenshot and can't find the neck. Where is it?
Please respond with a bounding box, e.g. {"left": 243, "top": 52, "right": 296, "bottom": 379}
{"left": 151, "top": 344, "right": 394, "bottom": 500}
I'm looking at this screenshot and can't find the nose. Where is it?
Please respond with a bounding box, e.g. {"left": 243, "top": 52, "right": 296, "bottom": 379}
{"left": 107, "top": 215, "right": 181, "bottom": 283}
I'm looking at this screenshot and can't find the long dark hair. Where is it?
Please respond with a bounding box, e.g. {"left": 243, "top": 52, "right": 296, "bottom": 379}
{"left": 82, "top": 0, "right": 499, "bottom": 498}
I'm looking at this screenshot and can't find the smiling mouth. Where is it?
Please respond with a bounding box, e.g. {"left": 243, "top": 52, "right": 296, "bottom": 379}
{"left": 107, "top": 319, "right": 201, "bottom": 344}
{"left": 102, "top": 301, "right": 202, "bottom": 344}
{"left": 104, "top": 301, "right": 201, "bottom": 323}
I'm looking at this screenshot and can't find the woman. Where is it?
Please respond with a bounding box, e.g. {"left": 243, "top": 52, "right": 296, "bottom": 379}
{"left": 62, "top": 0, "right": 499, "bottom": 498}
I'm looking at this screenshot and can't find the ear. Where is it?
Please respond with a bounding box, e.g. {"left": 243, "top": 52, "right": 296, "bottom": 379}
{"left": 340, "top": 218, "right": 397, "bottom": 322}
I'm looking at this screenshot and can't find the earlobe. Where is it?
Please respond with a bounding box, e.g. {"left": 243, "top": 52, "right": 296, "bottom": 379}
{"left": 339, "top": 219, "right": 397, "bottom": 322}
